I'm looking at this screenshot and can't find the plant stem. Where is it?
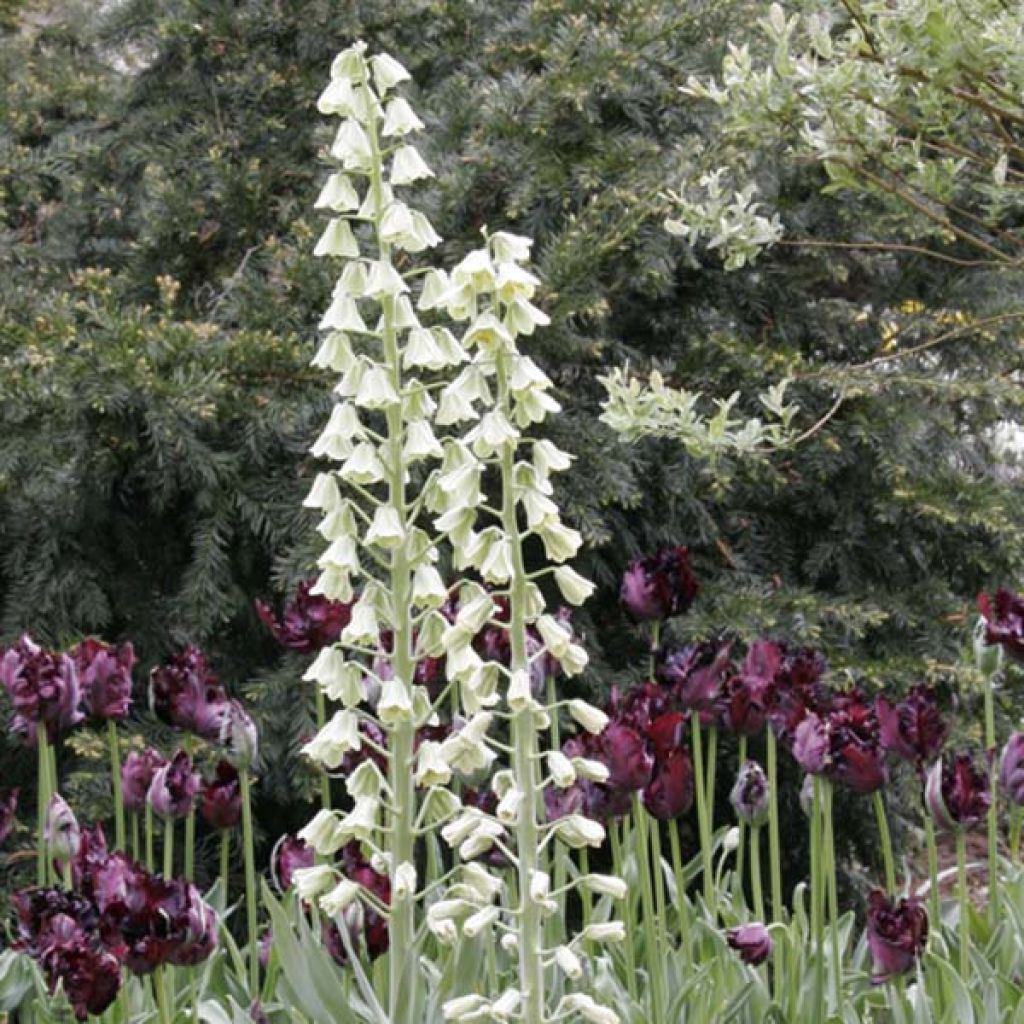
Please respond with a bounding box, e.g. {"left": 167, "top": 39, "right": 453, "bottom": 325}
{"left": 956, "top": 829, "right": 970, "bottom": 979}
{"left": 706, "top": 724, "right": 718, "bottom": 846}
{"left": 632, "top": 800, "right": 666, "bottom": 1022}
{"left": 163, "top": 817, "right": 174, "bottom": 879}
{"left": 547, "top": 673, "right": 566, "bottom": 949}
{"left": 873, "top": 790, "right": 896, "bottom": 893}
{"left": 145, "top": 803, "right": 155, "bottom": 873}
{"left": 1011, "top": 808, "right": 1022, "bottom": 866}
{"left": 239, "top": 770, "right": 259, "bottom": 996}
{"left": 610, "top": 823, "right": 638, "bottom": 1000}
{"left": 132, "top": 812, "right": 141, "bottom": 864}
{"left": 924, "top": 802, "right": 941, "bottom": 931}
{"left": 36, "top": 723, "right": 50, "bottom": 887}
{"left": 314, "top": 683, "right": 331, "bottom": 811}
{"left": 183, "top": 735, "right": 195, "bottom": 881}
{"left": 735, "top": 735, "right": 748, "bottom": 891}
{"left": 810, "top": 778, "right": 825, "bottom": 1024}
{"left": 823, "top": 782, "right": 841, "bottom": 1013}
{"left": 220, "top": 830, "right": 231, "bottom": 899}
{"left": 108, "top": 720, "right": 126, "bottom": 851}
{"left": 668, "top": 825, "right": 690, "bottom": 965}
{"left": 766, "top": 730, "right": 784, "bottom": 1002}
{"left": 690, "top": 714, "right": 714, "bottom": 909}
{"left": 366, "top": 78, "right": 418, "bottom": 1024}
{"left": 579, "top": 847, "right": 592, "bottom": 933}
{"left": 983, "top": 672, "right": 999, "bottom": 921}
{"left": 750, "top": 824, "right": 764, "bottom": 922}
{"left": 155, "top": 965, "right": 172, "bottom": 1024}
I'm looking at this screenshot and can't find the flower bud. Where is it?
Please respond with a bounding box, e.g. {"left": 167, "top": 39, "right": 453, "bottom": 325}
{"left": 219, "top": 699, "right": 259, "bottom": 770}
{"left": 973, "top": 616, "right": 1004, "bottom": 677}
{"left": 568, "top": 699, "right": 609, "bottom": 735}
{"left": 45, "top": 793, "right": 80, "bottom": 866}
{"left": 726, "top": 922, "right": 773, "bottom": 965}
{"left": 729, "top": 760, "right": 770, "bottom": 827}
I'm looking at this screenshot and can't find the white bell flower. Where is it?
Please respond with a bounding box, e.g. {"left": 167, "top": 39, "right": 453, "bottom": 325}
{"left": 292, "top": 864, "right": 337, "bottom": 900}
{"left": 317, "top": 75, "right": 357, "bottom": 116}
{"left": 330, "top": 119, "right": 372, "bottom": 168}
{"left": 568, "top": 699, "right": 608, "bottom": 734}
{"left": 378, "top": 678, "right": 415, "bottom": 725}
{"left": 415, "top": 741, "right": 452, "bottom": 787}
{"left": 319, "top": 878, "right": 361, "bottom": 916}
{"left": 392, "top": 861, "right": 417, "bottom": 901}
{"left": 310, "top": 567, "right": 353, "bottom": 603}
{"left": 535, "top": 613, "right": 571, "bottom": 658}
{"left": 579, "top": 922, "right": 626, "bottom": 944}
{"left": 553, "top": 565, "right": 595, "bottom": 605}
{"left": 417, "top": 268, "right": 449, "bottom": 310}
{"left": 403, "top": 419, "right": 443, "bottom": 462}
{"left": 495, "top": 262, "right": 541, "bottom": 302}
{"left": 298, "top": 810, "right": 345, "bottom": 855}
{"left": 554, "top": 945, "right": 583, "bottom": 979}
{"left": 311, "top": 330, "right": 355, "bottom": 373}
{"left": 390, "top": 145, "right": 434, "bottom": 185}
{"left": 533, "top": 438, "right": 573, "bottom": 474}
{"left": 300, "top": 710, "right": 361, "bottom": 769}
{"left": 554, "top": 814, "right": 605, "bottom": 849}
{"left": 302, "top": 472, "right": 341, "bottom": 511}
{"left": 315, "top": 172, "right": 360, "bottom": 212}
{"left": 572, "top": 757, "right": 610, "bottom": 784}
{"left": 346, "top": 759, "right": 386, "bottom": 800}
{"left": 547, "top": 751, "right": 576, "bottom": 788}
{"left": 382, "top": 96, "right": 424, "bottom": 137}
{"left": 490, "top": 230, "right": 532, "bottom": 263}
{"left": 337, "top": 797, "right": 379, "bottom": 843}
{"left": 364, "top": 259, "right": 409, "bottom": 297}
{"left": 319, "top": 292, "right": 368, "bottom": 333}
{"left": 535, "top": 519, "right": 582, "bottom": 562}
{"left": 370, "top": 53, "right": 411, "bottom": 92}
{"left": 341, "top": 598, "right": 379, "bottom": 645}
{"left": 462, "top": 905, "right": 499, "bottom": 939}
{"left": 339, "top": 441, "right": 385, "bottom": 484}
{"left": 364, "top": 504, "right": 405, "bottom": 548}
{"left": 330, "top": 43, "right": 367, "bottom": 82}
{"left": 582, "top": 873, "right": 628, "bottom": 899}
{"left": 451, "top": 249, "right": 495, "bottom": 291}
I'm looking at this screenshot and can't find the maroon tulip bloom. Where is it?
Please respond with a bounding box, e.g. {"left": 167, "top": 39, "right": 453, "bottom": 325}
{"left": 71, "top": 824, "right": 109, "bottom": 898}
{"left": 718, "top": 640, "right": 781, "bottom": 736}
{"left": 978, "top": 588, "right": 1024, "bottom": 663}
{"left": 147, "top": 750, "right": 200, "bottom": 819}
{"left": 121, "top": 748, "right": 167, "bottom": 814}
{"left": 642, "top": 749, "right": 694, "bottom": 820}
{"left": 659, "top": 641, "right": 733, "bottom": 715}
{"left": 826, "top": 704, "right": 888, "bottom": 795}
{"left": 865, "top": 889, "right": 928, "bottom": 982}
{"left": 791, "top": 713, "right": 829, "bottom": 774}
{"left": 1, "top": 634, "right": 83, "bottom": 741}
{"left": 0, "top": 787, "right": 18, "bottom": 847}
{"left": 646, "top": 711, "right": 687, "bottom": 764}
{"left": 200, "top": 761, "right": 242, "bottom": 831}
{"left": 256, "top": 579, "right": 352, "bottom": 653}
{"left": 72, "top": 638, "right": 135, "bottom": 722}
{"left": 13, "top": 887, "right": 98, "bottom": 952}
{"left": 149, "top": 645, "right": 229, "bottom": 739}
{"left": 726, "top": 922, "right": 773, "bottom": 965}
{"left": 877, "top": 685, "right": 948, "bottom": 770}
{"left": 999, "top": 732, "right": 1024, "bottom": 807}
{"left": 620, "top": 545, "right": 699, "bottom": 622}
{"left": 598, "top": 722, "right": 655, "bottom": 792}
{"left": 925, "top": 751, "right": 991, "bottom": 832}
{"left": 272, "top": 834, "right": 315, "bottom": 892}
{"left": 41, "top": 930, "right": 123, "bottom": 1021}
{"left": 730, "top": 760, "right": 770, "bottom": 826}
{"left": 219, "top": 699, "right": 259, "bottom": 769}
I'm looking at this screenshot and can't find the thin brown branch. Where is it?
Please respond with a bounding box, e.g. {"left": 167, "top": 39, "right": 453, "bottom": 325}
{"left": 776, "top": 238, "right": 1007, "bottom": 269}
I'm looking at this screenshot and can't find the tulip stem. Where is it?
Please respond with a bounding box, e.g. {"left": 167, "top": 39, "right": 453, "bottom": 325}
{"left": 106, "top": 721, "right": 126, "bottom": 852}
{"left": 823, "top": 782, "right": 841, "bottom": 1013}
{"left": 632, "top": 798, "right": 667, "bottom": 1023}
{"left": 132, "top": 812, "right": 141, "bottom": 864}
{"left": 983, "top": 673, "right": 999, "bottom": 921}
{"left": 183, "top": 735, "right": 195, "bottom": 882}
{"left": 239, "top": 769, "right": 260, "bottom": 996}
{"left": 155, "top": 966, "right": 172, "bottom": 1024}
{"left": 145, "top": 803, "right": 155, "bottom": 873}
{"left": 650, "top": 815, "right": 668, "bottom": 958}
{"left": 610, "top": 824, "right": 638, "bottom": 1000}
{"left": 766, "top": 730, "right": 784, "bottom": 1002}
{"left": 1011, "top": 808, "right": 1022, "bottom": 866}
{"left": 579, "top": 847, "right": 592, "bottom": 934}
{"left": 220, "top": 830, "right": 231, "bottom": 899}
{"left": 690, "top": 715, "right": 714, "bottom": 910}
{"left": 668, "top": 825, "right": 690, "bottom": 966}
{"left": 810, "top": 778, "right": 825, "bottom": 1024}
{"left": 956, "top": 829, "right": 970, "bottom": 979}
{"left": 735, "top": 736, "right": 747, "bottom": 893}
{"left": 164, "top": 816, "right": 174, "bottom": 879}
{"left": 36, "top": 723, "right": 50, "bottom": 887}
{"left": 924, "top": 805, "right": 941, "bottom": 934}
{"left": 873, "top": 790, "right": 896, "bottom": 894}
{"left": 706, "top": 725, "right": 718, "bottom": 847}
{"left": 750, "top": 824, "right": 764, "bottom": 923}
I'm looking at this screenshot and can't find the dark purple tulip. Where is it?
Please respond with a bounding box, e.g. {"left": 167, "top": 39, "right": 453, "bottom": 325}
{"left": 865, "top": 889, "right": 928, "bottom": 982}
{"left": 877, "top": 685, "right": 949, "bottom": 770}
{"left": 272, "top": 834, "right": 315, "bottom": 892}
{"left": 826, "top": 706, "right": 889, "bottom": 795}
{"left": 792, "top": 714, "right": 829, "bottom": 774}
{"left": 71, "top": 637, "right": 135, "bottom": 722}
{"left": 978, "top": 588, "right": 1024, "bottom": 663}
{"left": 999, "top": 733, "right": 1024, "bottom": 807}
{"left": 200, "top": 761, "right": 242, "bottom": 830}
{"left": 659, "top": 641, "right": 733, "bottom": 714}
{"left": 620, "top": 545, "right": 699, "bottom": 623}
{"left": 646, "top": 711, "right": 687, "bottom": 764}
{"left": 925, "top": 751, "right": 991, "bottom": 832}
{"left": 256, "top": 579, "right": 352, "bottom": 653}
{"left": 147, "top": 750, "right": 200, "bottom": 819}
{"left": 717, "top": 643, "right": 777, "bottom": 736}
{"left": 598, "top": 722, "right": 655, "bottom": 792}
{"left": 13, "top": 887, "right": 98, "bottom": 952}
{"left": 1, "top": 634, "right": 83, "bottom": 741}
{"left": 71, "top": 824, "right": 108, "bottom": 898}
{"left": 149, "top": 645, "right": 229, "bottom": 739}
{"left": 730, "top": 760, "right": 770, "bottom": 826}
{"left": 121, "top": 748, "right": 167, "bottom": 814}
{"left": 642, "top": 748, "right": 694, "bottom": 820}
{"left": 726, "top": 923, "right": 773, "bottom": 965}
{"left": 219, "top": 699, "right": 259, "bottom": 769}
{"left": 764, "top": 647, "right": 827, "bottom": 742}
{"left": 0, "top": 787, "right": 18, "bottom": 847}
{"left": 41, "top": 931, "right": 123, "bottom": 1020}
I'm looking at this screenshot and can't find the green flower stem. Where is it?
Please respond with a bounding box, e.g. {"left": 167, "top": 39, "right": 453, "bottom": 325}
{"left": 145, "top": 803, "right": 155, "bottom": 873}
{"left": 735, "top": 735, "right": 748, "bottom": 892}
{"left": 239, "top": 769, "right": 259, "bottom": 996}
{"left": 314, "top": 683, "right": 331, "bottom": 811}
{"left": 810, "top": 778, "right": 825, "bottom": 1024}
{"left": 366, "top": 80, "right": 418, "bottom": 1024}
{"left": 873, "top": 790, "right": 896, "bottom": 894}
{"left": 220, "top": 830, "right": 231, "bottom": 899}
{"left": 547, "top": 674, "right": 566, "bottom": 948}
{"left": 132, "top": 812, "right": 141, "bottom": 864}
{"left": 924, "top": 803, "right": 941, "bottom": 932}
{"left": 750, "top": 824, "right": 764, "bottom": 922}
{"left": 690, "top": 715, "right": 714, "bottom": 909}
{"left": 668, "top": 824, "right": 690, "bottom": 966}
{"left": 1011, "top": 808, "right": 1022, "bottom": 866}
{"left": 766, "top": 730, "right": 784, "bottom": 1001}
{"left": 163, "top": 817, "right": 174, "bottom": 879}
{"left": 497, "top": 347, "right": 545, "bottom": 1024}
{"left": 108, "top": 720, "right": 126, "bottom": 851}
{"left": 183, "top": 735, "right": 195, "bottom": 881}
{"left": 823, "top": 782, "right": 841, "bottom": 1013}
{"left": 651, "top": 816, "right": 668, "bottom": 947}
{"left": 956, "top": 829, "right": 970, "bottom": 979}
{"left": 155, "top": 965, "right": 172, "bottom": 1024}
{"left": 983, "top": 672, "right": 999, "bottom": 920}
{"left": 36, "top": 723, "right": 50, "bottom": 886}
{"left": 579, "top": 847, "right": 592, "bottom": 933}
{"left": 610, "top": 823, "right": 638, "bottom": 1000}
{"left": 632, "top": 799, "right": 666, "bottom": 1023}
{"left": 705, "top": 725, "right": 718, "bottom": 845}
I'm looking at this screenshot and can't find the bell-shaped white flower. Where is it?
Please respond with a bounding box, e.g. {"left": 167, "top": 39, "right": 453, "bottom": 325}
{"left": 411, "top": 563, "right": 448, "bottom": 607}
{"left": 395, "top": 210, "right": 442, "bottom": 253}
{"left": 451, "top": 249, "right": 495, "bottom": 291}
{"left": 292, "top": 864, "right": 337, "bottom": 901}
{"left": 317, "top": 76, "right": 357, "bottom": 116}
{"left": 581, "top": 873, "right": 628, "bottom": 899}
{"left": 505, "top": 295, "right": 551, "bottom": 335}
{"left": 330, "top": 118, "right": 372, "bottom": 169}
{"left": 301, "top": 709, "right": 361, "bottom": 769}
{"left": 553, "top": 565, "right": 595, "bottom": 605}
{"left": 555, "top": 945, "right": 583, "bottom": 979}
{"left": 459, "top": 819, "right": 504, "bottom": 861}
{"left": 560, "top": 994, "right": 620, "bottom": 1024}
{"left": 442, "top": 995, "right": 488, "bottom": 1022}
{"left": 568, "top": 699, "right": 608, "bottom": 734}
{"left": 364, "top": 505, "right": 405, "bottom": 549}
{"left": 337, "top": 797, "right": 379, "bottom": 843}
{"left": 319, "top": 292, "right": 368, "bottom": 333}
{"left": 341, "top": 597, "right": 379, "bottom": 645}
{"left": 330, "top": 42, "right": 367, "bottom": 82}
{"left": 496, "top": 786, "right": 524, "bottom": 825}
{"left": 390, "top": 145, "right": 434, "bottom": 185}
{"left": 298, "top": 809, "right": 345, "bottom": 855}
{"left": 533, "top": 438, "right": 573, "bottom": 475}
{"left": 572, "top": 757, "right": 610, "bottom": 784}
{"left": 415, "top": 740, "right": 452, "bottom": 787}
{"left": 557, "top": 642, "right": 589, "bottom": 677}
{"left": 317, "top": 500, "right": 358, "bottom": 540}
{"left": 312, "top": 330, "right": 355, "bottom": 373}
{"left": 495, "top": 262, "right": 541, "bottom": 302}
{"left": 513, "top": 386, "right": 561, "bottom": 427}
{"left": 403, "top": 328, "right": 444, "bottom": 370}
{"left": 339, "top": 441, "right": 386, "bottom": 484}
{"left": 378, "top": 678, "right": 415, "bottom": 725}
{"left": 462, "top": 905, "right": 499, "bottom": 939}
{"left": 315, "top": 172, "right": 361, "bottom": 212}
{"left": 393, "top": 861, "right": 417, "bottom": 901}
{"left": 490, "top": 230, "right": 532, "bottom": 263}
{"left": 417, "top": 268, "right": 450, "bottom": 310}
{"left": 346, "top": 759, "right": 386, "bottom": 801}
{"left": 547, "top": 751, "right": 576, "bottom": 788}
{"left": 320, "top": 878, "right": 361, "bottom": 916}
{"left": 382, "top": 96, "right": 424, "bottom": 137}
{"left": 380, "top": 201, "right": 415, "bottom": 242}
{"left": 370, "top": 53, "right": 411, "bottom": 92}
{"left": 462, "top": 312, "right": 514, "bottom": 353}
{"left": 554, "top": 814, "right": 605, "bottom": 849}
{"left": 317, "top": 536, "right": 361, "bottom": 575}
{"left": 303, "top": 472, "right": 341, "bottom": 511}
{"left": 535, "top": 519, "right": 582, "bottom": 562}
{"left": 364, "top": 258, "right": 410, "bottom": 297}
{"left": 535, "top": 613, "right": 572, "bottom": 658}
{"left": 310, "top": 567, "right": 353, "bottom": 603}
